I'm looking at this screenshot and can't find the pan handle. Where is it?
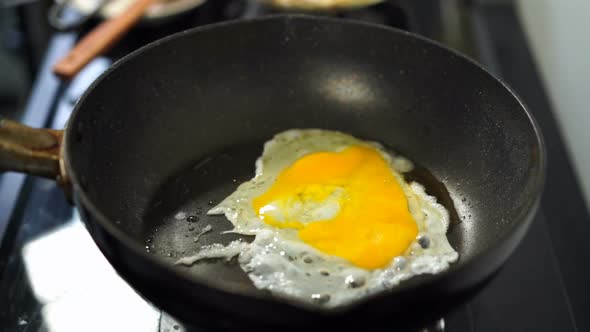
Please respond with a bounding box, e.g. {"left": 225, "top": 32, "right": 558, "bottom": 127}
{"left": 53, "top": 0, "right": 154, "bottom": 80}
{"left": 0, "top": 118, "right": 68, "bottom": 185}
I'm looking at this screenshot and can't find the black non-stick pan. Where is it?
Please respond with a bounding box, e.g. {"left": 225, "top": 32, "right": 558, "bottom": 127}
{"left": 0, "top": 15, "right": 545, "bottom": 330}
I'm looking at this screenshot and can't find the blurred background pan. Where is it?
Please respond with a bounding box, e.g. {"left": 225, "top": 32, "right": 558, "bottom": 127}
{"left": 49, "top": 0, "right": 208, "bottom": 30}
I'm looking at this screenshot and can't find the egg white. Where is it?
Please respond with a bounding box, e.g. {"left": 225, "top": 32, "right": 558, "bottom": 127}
{"left": 177, "top": 129, "right": 458, "bottom": 307}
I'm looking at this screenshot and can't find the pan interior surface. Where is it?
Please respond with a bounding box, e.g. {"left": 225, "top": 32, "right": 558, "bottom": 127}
{"left": 140, "top": 139, "right": 463, "bottom": 294}
{"left": 66, "top": 16, "right": 544, "bottom": 304}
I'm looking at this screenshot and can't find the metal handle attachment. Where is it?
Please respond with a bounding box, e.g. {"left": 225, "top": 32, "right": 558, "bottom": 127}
{"left": 0, "top": 118, "right": 67, "bottom": 184}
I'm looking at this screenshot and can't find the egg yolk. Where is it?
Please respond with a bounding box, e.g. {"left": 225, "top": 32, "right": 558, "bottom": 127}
{"left": 253, "top": 145, "right": 418, "bottom": 269}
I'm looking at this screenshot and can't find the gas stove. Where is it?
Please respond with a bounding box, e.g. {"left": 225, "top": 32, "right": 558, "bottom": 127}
{"left": 0, "top": 1, "right": 588, "bottom": 331}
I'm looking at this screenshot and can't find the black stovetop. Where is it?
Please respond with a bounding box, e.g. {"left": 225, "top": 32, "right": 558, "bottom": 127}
{"left": 0, "top": 1, "right": 588, "bottom": 331}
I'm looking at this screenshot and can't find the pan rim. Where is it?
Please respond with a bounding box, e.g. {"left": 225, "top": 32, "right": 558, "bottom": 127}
{"left": 64, "top": 14, "right": 547, "bottom": 316}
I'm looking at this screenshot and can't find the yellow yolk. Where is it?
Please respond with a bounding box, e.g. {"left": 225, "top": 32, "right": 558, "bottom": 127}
{"left": 252, "top": 145, "right": 418, "bottom": 269}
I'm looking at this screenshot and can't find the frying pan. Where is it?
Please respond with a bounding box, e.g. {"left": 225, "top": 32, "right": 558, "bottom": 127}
{"left": 0, "top": 15, "right": 545, "bottom": 330}
{"left": 51, "top": 0, "right": 209, "bottom": 80}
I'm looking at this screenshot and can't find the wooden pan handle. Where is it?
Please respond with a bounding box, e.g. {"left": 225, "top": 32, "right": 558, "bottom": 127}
{"left": 0, "top": 117, "right": 64, "bottom": 179}
{"left": 53, "top": 0, "right": 154, "bottom": 80}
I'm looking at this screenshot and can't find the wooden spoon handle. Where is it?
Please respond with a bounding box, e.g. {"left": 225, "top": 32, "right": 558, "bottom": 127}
{"left": 53, "top": 0, "right": 154, "bottom": 80}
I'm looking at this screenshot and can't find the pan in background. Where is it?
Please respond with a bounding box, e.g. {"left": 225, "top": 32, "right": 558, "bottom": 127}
{"left": 49, "top": 0, "right": 207, "bottom": 31}
{"left": 258, "top": 0, "right": 384, "bottom": 11}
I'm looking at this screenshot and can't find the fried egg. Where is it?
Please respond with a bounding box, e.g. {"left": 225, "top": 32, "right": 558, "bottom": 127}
{"left": 177, "top": 129, "right": 458, "bottom": 307}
